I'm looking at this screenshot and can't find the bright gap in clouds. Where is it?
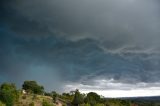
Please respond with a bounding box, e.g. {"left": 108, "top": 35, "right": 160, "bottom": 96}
{"left": 65, "top": 79, "right": 160, "bottom": 98}
{"left": 81, "top": 89, "right": 160, "bottom": 98}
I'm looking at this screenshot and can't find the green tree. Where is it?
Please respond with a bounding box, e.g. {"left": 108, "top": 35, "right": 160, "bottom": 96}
{"left": 22, "top": 81, "right": 44, "bottom": 95}
{"left": 51, "top": 91, "right": 58, "bottom": 102}
{"left": 61, "top": 92, "right": 74, "bottom": 102}
{"left": 72, "top": 89, "right": 84, "bottom": 106}
{"left": 0, "top": 83, "right": 19, "bottom": 106}
{"left": 84, "top": 92, "right": 101, "bottom": 106}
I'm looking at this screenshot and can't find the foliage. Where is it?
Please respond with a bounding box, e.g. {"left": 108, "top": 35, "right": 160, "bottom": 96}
{"left": 44, "top": 92, "right": 52, "bottom": 97}
{"left": 80, "top": 103, "right": 91, "bottom": 106}
{"left": 0, "top": 101, "right": 6, "bottom": 106}
{"left": 42, "top": 100, "right": 54, "bottom": 106}
{"left": 29, "top": 102, "right": 34, "bottom": 106}
{"left": 105, "top": 99, "right": 131, "bottom": 106}
{"left": 22, "top": 95, "right": 26, "bottom": 99}
{"left": 72, "top": 89, "right": 84, "bottom": 106}
{"left": 61, "top": 92, "right": 74, "bottom": 102}
{"left": 32, "top": 94, "right": 37, "bottom": 100}
{"left": 1, "top": 81, "right": 159, "bottom": 106}
{"left": 84, "top": 92, "right": 101, "bottom": 106}
{"left": 22, "top": 81, "right": 44, "bottom": 95}
{"left": 94, "top": 103, "right": 105, "bottom": 106}
{"left": 51, "top": 91, "right": 58, "bottom": 102}
{"left": 0, "top": 83, "right": 19, "bottom": 106}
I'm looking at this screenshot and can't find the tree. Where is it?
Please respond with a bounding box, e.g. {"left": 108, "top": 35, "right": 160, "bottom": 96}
{"left": 84, "top": 92, "right": 101, "bottom": 106}
{"left": 0, "top": 83, "right": 19, "bottom": 106}
{"left": 51, "top": 91, "right": 58, "bottom": 102}
{"left": 72, "top": 89, "right": 84, "bottom": 106}
{"left": 22, "top": 81, "right": 44, "bottom": 95}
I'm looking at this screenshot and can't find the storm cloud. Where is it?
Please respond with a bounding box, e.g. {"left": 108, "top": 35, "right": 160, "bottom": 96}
{"left": 0, "top": 0, "right": 160, "bottom": 96}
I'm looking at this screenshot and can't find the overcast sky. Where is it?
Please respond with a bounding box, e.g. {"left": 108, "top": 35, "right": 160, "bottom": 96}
{"left": 0, "top": 0, "right": 160, "bottom": 97}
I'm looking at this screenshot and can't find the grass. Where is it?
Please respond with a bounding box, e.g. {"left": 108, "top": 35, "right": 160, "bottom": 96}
{"left": 15, "top": 93, "right": 54, "bottom": 106}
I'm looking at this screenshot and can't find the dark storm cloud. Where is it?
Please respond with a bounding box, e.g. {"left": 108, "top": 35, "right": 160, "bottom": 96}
{"left": 3, "top": 0, "right": 160, "bottom": 52}
{"left": 1, "top": 0, "right": 160, "bottom": 92}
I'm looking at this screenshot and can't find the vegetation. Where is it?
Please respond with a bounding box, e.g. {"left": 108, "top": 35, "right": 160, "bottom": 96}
{"left": 84, "top": 92, "right": 101, "bottom": 106}
{"left": 29, "top": 102, "right": 34, "bottom": 106}
{"left": 22, "top": 80, "right": 44, "bottom": 95}
{"left": 72, "top": 89, "right": 84, "bottom": 106}
{"left": 42, "top": 100, "right": 54, "bottom": 106}
{"left": 105, "top": 99, "right": 131, "bottom": 106}
{"left": 0, "top": 101, "right": 6, "bottom": 106}
{"left": 0, "top": 83, "right": 19, "bottom": 106}
{"left": 0, "top": 80, "right": 159, "bottom": 106}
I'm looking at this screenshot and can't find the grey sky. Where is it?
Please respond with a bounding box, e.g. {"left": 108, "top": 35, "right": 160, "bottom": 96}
{"left": 0, "top": 0, "right": 160, "bottom": 97}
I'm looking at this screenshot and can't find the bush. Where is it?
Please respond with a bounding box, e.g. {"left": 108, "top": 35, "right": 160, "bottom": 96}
{"left": 22, "top": 95, "right": 26, "bottom": 99}
{"left": 32, "top": 94, "right": 37, "bottom": 100}
{"left": 29, "top": 102, "right": 34, "bottom": 106}
{"left": 0, "top": 83, "right": 19, "bottom": 106}
{"left": 42, "top": 100, "right": 53, "bottom": 106}
{"left": 106, "top": 99, "right": 131, "bottom": 106}
{"left": 80, "top": 103, "right": 90, "bottom": 106}
{"left": 0, "top": 101, "right": 6, "bottom": 106}
{"left": 95, "top": 103, "right": 105, "bottom": 106}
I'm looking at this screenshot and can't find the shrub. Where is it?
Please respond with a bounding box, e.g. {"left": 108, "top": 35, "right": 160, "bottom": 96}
{"left": 29, "top": 102, "right": 34, "bottom": 106}
{"left": 22, "top": 95, "right": 26, "bottom": 99}
{"left": 0, "top": 101, "right": 6, "bottom": 106}
{"left": 42, "top": 100, "right": 53, "bottom": 106}
{"left": 0, "top": 83, "right": 19, "bottom": 106}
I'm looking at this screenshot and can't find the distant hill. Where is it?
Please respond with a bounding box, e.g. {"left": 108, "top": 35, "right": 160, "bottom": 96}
{"left": 119, "top": 96, "right": 160, "bottom": 101}
{"left": 112, "top": 96, "right": 160, "bottom": 106}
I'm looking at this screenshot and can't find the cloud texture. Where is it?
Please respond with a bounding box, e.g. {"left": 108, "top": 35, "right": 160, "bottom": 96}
{"left": 0, "top": 0, "right": 160, "bottom": 96}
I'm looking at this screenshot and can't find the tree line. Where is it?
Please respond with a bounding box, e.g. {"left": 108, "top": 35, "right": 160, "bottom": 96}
{"left": 0, "top": 81, "right": 142, "bottom": 106}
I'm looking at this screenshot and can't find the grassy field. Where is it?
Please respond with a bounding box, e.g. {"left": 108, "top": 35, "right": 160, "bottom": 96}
{"left": 15, "top": 93, "right": 54, "bottom": 106}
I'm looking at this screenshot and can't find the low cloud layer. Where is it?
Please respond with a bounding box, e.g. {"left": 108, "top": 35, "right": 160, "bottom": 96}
{"left": 2, "top": 0, "right": 160, "bottom": 52}
{"left": 0, "top": 0, "right": 160, "bottom": 96}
